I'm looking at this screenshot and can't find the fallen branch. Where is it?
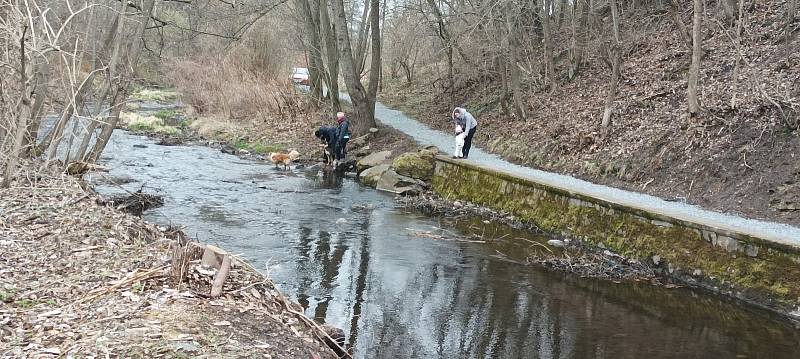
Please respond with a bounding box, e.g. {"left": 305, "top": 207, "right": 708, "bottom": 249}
{"left": 75, "top": 265, "right": 168, "bottom": 305}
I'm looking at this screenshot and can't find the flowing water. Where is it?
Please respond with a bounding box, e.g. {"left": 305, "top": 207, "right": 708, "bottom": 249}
{"left": 84, "top": 127, "right": 800, "bottom": 358}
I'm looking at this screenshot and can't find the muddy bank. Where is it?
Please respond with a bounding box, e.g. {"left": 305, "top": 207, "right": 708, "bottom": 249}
{"left": 0, "top": 162, "right": 340, "bottom": 358}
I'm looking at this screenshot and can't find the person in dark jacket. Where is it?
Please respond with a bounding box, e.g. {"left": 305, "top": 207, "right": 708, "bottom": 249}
{"left": 452, "top": 107, "right": 478, "bottom": 158}
{"left": 333, "top": 112, "right": 350, "bottom": 166}
{"left": 315, "top": 125, "right": 338, "bottom": 164}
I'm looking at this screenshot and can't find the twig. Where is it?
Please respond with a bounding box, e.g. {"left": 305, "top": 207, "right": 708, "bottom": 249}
{"left": 742, "top": 151, "right": 754, "bottom": 170}
{"left": 642, "top": 178, "right": 655, "bottom": 190}
{"left": 516, "top": 237, "right": 554, "bottom": 254}
{"left": 75, "top": 265, "right": 168, "bottom": 305}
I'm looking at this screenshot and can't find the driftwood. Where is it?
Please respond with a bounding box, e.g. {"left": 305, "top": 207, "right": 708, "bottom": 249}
{"left": 100, "top": 190, "right": 164, "bottom": 215}
{"left": 201, "top": 244, "right": 228, "bottom": 269}
{"left": 210, "top": 254, "right": 232, "bottom": 297}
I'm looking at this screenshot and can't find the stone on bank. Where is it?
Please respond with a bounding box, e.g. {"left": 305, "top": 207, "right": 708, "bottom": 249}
{"left": 376, "top": 169, "right": 427, "bottom": 195}
{"left": 392, "top": 151, "right": 435, "bottom": 181}
{"left": 359, "top": 164, "right": 391, "bottom": 187}
{"left": 356, "top": 150, "right": 392, "bottom": 173}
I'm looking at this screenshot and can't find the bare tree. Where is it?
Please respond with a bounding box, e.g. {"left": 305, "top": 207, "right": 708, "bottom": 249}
{"left": 786, "top": 0, "right": 797, "bottom": 62}
{"left": 569, "top": 0, "right": 589, "bottom": 80}
{"left": 332, "top": 0, "right": 379, "bottom": 132}
{"left": 541, "top": 0, "right": 555, "bottom": 91}
{"left": 320, "top": 0, "right": 340, "bottom": 109}
{"left": 298, "top": 0, "right": 326, "bottom": 103}
{"left": 602, "top": 0, "right": 621, "bottom": 128}
{"left": 687, "top": 0, "right": 703, "bottom": 115}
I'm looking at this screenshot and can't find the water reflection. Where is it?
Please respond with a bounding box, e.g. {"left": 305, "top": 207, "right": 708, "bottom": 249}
{"left": 90, "top": 129, "right": 800, "bottom": 359}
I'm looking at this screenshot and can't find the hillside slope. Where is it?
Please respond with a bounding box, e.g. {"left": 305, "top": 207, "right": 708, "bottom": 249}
{"left": 381, "top": 1, "right": 800, "bottom": 226}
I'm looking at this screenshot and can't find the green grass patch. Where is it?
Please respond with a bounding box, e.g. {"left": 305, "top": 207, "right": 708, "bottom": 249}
{"left": 0, "top": 288, "right": 16, "bottom": 303}
{"left": 15, "top": 298, "right": 38, "bottom": 309}
{"left": 124, "top": 113, "right": 182, "bottom": 136}
{"left": 130, "top": 87, "right": 179, "bottom": 103}
{"left": 154, "top": 109, "right": 177, "bottom": 120}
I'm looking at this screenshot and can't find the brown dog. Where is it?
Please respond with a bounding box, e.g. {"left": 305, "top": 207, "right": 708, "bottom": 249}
{"left": 268, "top": 150, "right": 300, "bottom": 170}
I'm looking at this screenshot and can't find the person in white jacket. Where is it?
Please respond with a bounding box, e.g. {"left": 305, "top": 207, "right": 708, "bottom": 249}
{"left": 452, "top": 107, "right": 478, "bottom": 158}
{"left": 453, "top": 122, "right": 467, "bottom": 158}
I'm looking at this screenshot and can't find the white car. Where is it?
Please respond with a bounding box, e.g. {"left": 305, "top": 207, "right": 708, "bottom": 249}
{"left": 290, "top": 67, "right": 310, "bottom": 85}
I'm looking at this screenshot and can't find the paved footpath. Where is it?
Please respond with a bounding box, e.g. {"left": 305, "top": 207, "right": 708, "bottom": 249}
{"left": 368, "top": 99, "right": 800, "bottom": 247}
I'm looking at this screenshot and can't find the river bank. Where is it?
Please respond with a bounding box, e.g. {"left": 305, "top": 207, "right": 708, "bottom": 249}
{"left": 121, "top": 88, "right": 418, "bottom": 167}
{"left": 0, "top": 161, "right": 341, "bottom": 358}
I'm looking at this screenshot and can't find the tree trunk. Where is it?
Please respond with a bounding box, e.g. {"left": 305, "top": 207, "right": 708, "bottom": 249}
{"left": 46, "top": 74, "right": 96, "bottom": 160}
{"left": 602, "top": 0, "right": 620, "bottom": 128}
{"left": 86, "top": 84, "right": 127, "bottom": 163}
{"left": 786, "top": 0, "right": 796, "bottom": 62}
{"left": 75, "top": 0, "right": 128, "bottom": 162}
{"left": 88, "top": 0, "right": 155, "bottom": 162}
{"left": 569, "top": 0, "right": 589, "bottom": 80}
{"left": 730, "top": 0, "right": 743, "bottom": 109}
{"left": 300, "top": 0, "right": 325, "bottom": 103}
{"left": 2, "top": 101, "right": 31, "bottom": 188}
{"left": 687, "top": 0, "right": 703, "bottom": 115}
{"left": 22, "top": 61, "right": 50, "bottom": 156}
{"left": 320, "top": 0, "right": 340, "bottom": 109}
{"left": 541, "top": 0, "right": 555, "bottom": 90}
{"left": 2, "top": 26, "right": 31, "bottom": 188}
{"left": 366, "top": 0, "right": 381, "bottom": 106}
{"left": 508, "top": 8, "right": 526, "bottom": 119}
{"left": 721, "top": 0, "right": 737, "bottom": 25}
{"left": 354, "top": 0, "right": 371, "bottom": 75}
{"left": 332, "top": 0, "right": 377, "bottom": 133}
{"left": 669, "top": 0, "right": 692, "bottom": 50}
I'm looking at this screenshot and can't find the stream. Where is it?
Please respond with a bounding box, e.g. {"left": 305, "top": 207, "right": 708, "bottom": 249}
{"left": 83, "top": 112, "right": 800, "bottom": 358}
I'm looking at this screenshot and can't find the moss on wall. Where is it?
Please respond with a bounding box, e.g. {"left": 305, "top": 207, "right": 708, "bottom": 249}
{"left": 432, "top": 159, "right": 800, "bottom": 313}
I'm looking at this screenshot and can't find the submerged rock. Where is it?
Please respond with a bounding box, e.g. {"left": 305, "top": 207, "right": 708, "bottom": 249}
{"left": 392, "top": 152, "right": 435, "bottom": 181}
{"left": 376, "top": 169, "right": 427, "bottom": 196}
{"left": 303, "top": 162, "right": 324, "bottom": 175}
{"left": 356, "top": 150, "right": 392, "bottom": 173}
{"left": 220, "top": 144, "right": 238, "bottom": 155}
{"left": 157, "top": 137, "right": 183, "bottom": 146}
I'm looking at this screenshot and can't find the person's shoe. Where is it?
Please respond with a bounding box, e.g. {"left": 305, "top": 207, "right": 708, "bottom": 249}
{"left": 463, "top": 155, "right": 468, "bottom": 159}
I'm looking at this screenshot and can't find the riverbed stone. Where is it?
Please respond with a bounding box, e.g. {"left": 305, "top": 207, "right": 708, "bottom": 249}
{"left": 303, "top": 162, "right": 324, "bottom": 175}
{"left": 745, "top": 244, "right": 759, "bottom": 257}
{"left": 547, "top": 239, "right": 565, "bottom": 248}
{"left": 359, "top": 164, "right": 391, "bottom": 188}
{"left": 356, "top": 151, "right": 392, "bottom": 173}
{"left": 393, "top": 152, "right": 435, "bottom": 181}
{"left": 376, "top": 169, "right": 426, "bottom": 195}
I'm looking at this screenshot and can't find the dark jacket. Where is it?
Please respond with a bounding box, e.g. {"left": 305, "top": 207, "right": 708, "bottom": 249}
{"left": 336, "top": 118, "right": 350, "bottom": 145}
{"left": 318, "top": 126, "right": 338, "bottom": 147}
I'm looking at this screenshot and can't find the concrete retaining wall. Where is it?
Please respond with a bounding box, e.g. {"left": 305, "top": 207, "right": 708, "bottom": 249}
{"left": 431, "top": 156, "right": 800, "bottom": 321}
